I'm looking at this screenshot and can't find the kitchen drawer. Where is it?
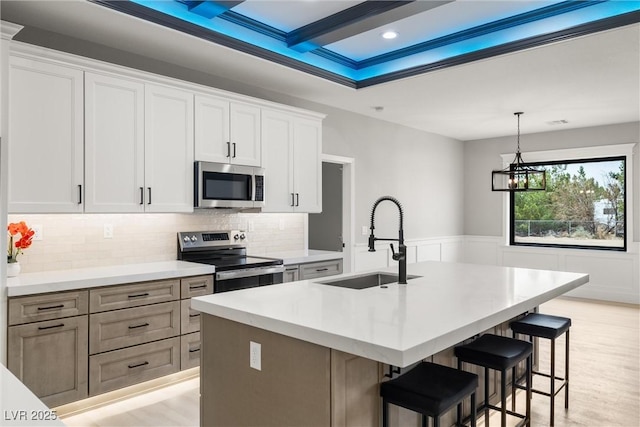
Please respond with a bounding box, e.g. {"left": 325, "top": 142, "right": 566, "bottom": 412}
{"left": 89, "top": 301, "right": 180, "bottom": 354}
{"left": 89, "top": 279, "right": 180, "bottom": 313}
{"left": 89, "top": 337, "right": 180, "bottom": 396}
{"left": 9, "top": 290, "right": 89, "bottom": 326}
{"left": 181, "top": 299, "right": 202, "bottom": 334}
{"left": 299, "top": 259, "right": 343, "bottom": 280}
{"left": 180, "top": 275, "right": 213, "bottom": 299}
{"left": 181, "top": 332, "right": 201, "bottom": 370}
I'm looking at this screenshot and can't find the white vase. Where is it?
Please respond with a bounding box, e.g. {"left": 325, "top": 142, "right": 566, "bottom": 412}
{"left": 7, "top": 262, "right": 21, "bottom": 277}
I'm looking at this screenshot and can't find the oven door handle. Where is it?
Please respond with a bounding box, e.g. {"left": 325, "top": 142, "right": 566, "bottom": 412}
{"left": 216, "top": 265, "right": 285, "bottom": 281}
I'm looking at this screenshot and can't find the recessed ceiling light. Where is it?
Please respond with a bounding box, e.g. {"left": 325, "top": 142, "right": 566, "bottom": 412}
{"left": 382, "top": 31, "right": 398, "bottom": 40}
{"left": 546, "top": 119, "right": 569, "bottom": 125}
{"left": 372, "top": 106, "right": 384, "bottom": 112}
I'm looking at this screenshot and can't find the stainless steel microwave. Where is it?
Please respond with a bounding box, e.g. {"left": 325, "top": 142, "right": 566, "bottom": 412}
{"left": 194, "top": 162, "right": 265, "bottom": 209}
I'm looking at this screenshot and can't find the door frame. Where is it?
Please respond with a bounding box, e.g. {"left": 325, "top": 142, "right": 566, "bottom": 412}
{"left": 305, "top": 154, "right": 355, "bottom": 273}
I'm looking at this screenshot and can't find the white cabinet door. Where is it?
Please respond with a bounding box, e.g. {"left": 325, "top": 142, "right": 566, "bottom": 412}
{"left": 261, "top": 109, "right": 295, "bottom": 212}
{"left": 292, "top": 117, "right": 322, "bottom": 213}
{"left": 85, "top": 72, "right": 145, "bottom": 213}
{"left": 194, "top": 93, "right": 261, "bottom": 166}
{"left": 262, "top": 109, "right": 322, "bottom": 213}
{"left": 229, "top": 102, "right": 261, "bottom": 166}
{"left": 145, "top": 84, "right": 194, "bottom": 212}
{"left": 8, "top": 56, "right": 84, "bottom": 213}
{"left": 194, "top": 94, "right": 230, "bottom": 163}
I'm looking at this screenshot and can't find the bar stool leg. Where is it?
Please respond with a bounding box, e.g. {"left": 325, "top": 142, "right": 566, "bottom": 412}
{"left": 433, "top": 415, "right": 439, "bottom": 427}
{"left": 484, "top": 367, "right": 490, "bottom": 427}
{"left": 551, "top": 337, "right": 556, "bottom": 426}
{"left": 501, "top": 370, "right": 507, "bottom": 427}
{"left": 382, "top": 399, "right": 388, "bottom": 427}
{"left": 511, "top": 365, "right": 516, "bottom": 412}
{"left": 565, "top": 329, "right": 570, "bottom": 410}
{"left": 471, "top": 392, "right": 477, "bottom": 427}
{"left": 422, "top": 414, "right": 428, "bottom": 427}
{"left": 526, "top": 355, "right": 532, "bottom": 427}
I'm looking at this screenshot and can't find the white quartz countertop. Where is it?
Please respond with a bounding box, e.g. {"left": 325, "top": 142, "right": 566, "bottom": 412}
{"left": 192, "top": 261, "right": 588, "bottom": 367}
{"left": 7, "top": 261, "right": 215, "bottom": 297}
{"left": 265, "top": 249, "right": 343, "bottom": 265}
{"left": 1, "top": 365, "right": 65, "bottom": 426}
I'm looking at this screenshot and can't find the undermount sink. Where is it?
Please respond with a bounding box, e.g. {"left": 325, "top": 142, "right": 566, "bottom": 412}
{"left": 317, "top": 272, "right": 421, "bottom": 290}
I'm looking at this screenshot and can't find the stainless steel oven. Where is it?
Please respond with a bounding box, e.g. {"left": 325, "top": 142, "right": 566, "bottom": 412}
{"left": 194, "top": 162, "right": 265, "bottom": 209}
{"left": 177, "top": 230, "right": 283, "bottom": 293}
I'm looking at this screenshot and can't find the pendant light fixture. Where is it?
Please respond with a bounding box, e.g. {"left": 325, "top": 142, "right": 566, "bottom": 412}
{"left": 491, "top": 112, "right": 546, "bottom": 191}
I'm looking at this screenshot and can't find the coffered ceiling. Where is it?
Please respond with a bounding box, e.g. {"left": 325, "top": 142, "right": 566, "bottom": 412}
{"left": 2, "top": 0, "right": 639, "bottom": 140}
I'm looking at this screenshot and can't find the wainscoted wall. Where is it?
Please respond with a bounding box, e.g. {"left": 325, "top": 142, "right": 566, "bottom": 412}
{"left": 8, "top": 212, "right": 306, "bottom": 273}
{"left": 465, "top": 236, "right": 639, "bottom": 304}
{"left": 355, "top": 235, "right": 639, "bottom": 305}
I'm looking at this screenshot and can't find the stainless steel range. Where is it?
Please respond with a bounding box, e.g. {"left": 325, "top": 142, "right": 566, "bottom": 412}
{"left": 177, "top": 230, "right": 284, "bottom": 293}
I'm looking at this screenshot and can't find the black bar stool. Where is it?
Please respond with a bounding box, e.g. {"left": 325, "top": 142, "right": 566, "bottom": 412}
{"left": 510, "top": 313, "right": 571, "bottom": 426}
{"left": 455, "top": 334, "right": 532, "bottom": 427}
{"left": 380, "top": 361, "right": 479, "bottom": 427}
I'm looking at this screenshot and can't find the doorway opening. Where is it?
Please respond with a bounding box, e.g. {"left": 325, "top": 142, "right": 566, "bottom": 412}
{"left": 308, "top": 155, "right": 355, "bottom": 273}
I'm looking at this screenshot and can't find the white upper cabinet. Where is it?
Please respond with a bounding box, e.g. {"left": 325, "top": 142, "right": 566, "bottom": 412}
{"left": 84, "top": 72, "right": 145, "bottom": 213}
{"left": 195, "top": 94, "right": 261, "bottom": 166}
{"left": 8, "top": 56, "right": 84, "bottom": 213}
{"left": 262, "top": 109, "right": 322, "bottom": 213}
{"left": 144, "top": 84, "right": 194, "bottom": 213}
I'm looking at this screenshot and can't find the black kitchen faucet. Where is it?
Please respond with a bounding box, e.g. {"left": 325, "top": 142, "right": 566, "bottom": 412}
{"left": 368, "top": 196, "right": 407, "bottom": 284}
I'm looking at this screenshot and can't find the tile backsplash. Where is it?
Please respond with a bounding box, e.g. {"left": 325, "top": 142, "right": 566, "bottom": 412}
{"left": 8, "top": 211, "right": 306, "bottom": 273}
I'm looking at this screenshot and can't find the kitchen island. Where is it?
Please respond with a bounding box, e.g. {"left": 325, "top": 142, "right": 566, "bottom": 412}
{"left": 191, "top": 261, "right": 588, "bottom": 427}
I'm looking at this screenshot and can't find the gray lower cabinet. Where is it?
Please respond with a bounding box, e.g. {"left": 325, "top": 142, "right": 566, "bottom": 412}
{"left": 7, "top": 274, "right": 212, "bottom": 404}
{"left": 180, "top": 332, "right": 201, "bottom": 370}
{"left": 298, "top": 259, "right": 343, "bottom": 281}
{"left": 7, "top": 291, "right": 89, "bottom": 407}
{"left": 284, "top": 265, "right": 300, "bottom": 283}
{"left": 89, "top": 337, "right": 180, "bottom": 395}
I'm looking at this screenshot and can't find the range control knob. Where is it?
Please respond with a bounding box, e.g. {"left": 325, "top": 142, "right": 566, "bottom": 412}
{"left": 190, "top": 235, "right": 198, "bottom": 242}
{"left": 239, "top": 233, "right": 246, "bottom": 240}
{"left": 233, "top": 234, "right": 240, "bottom": 240}
{"left": 183, "top": 236, "right": 190, "bottom": 242}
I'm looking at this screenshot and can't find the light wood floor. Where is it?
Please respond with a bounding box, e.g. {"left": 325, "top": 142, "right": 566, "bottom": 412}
{"left": 60, "top": 297, "right": 639, "bottom": 427}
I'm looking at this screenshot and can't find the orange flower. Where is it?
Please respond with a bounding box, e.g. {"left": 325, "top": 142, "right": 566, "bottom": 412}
{"left": 7, "top": 221, "right": 34, "bottom": 262}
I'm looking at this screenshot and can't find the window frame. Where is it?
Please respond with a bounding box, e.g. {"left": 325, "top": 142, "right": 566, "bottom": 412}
{"left": 502, "top": 143, "right": 635, "bottom": 253}
{"left": 509, "top": 155, "right": 627, "bottom": 251}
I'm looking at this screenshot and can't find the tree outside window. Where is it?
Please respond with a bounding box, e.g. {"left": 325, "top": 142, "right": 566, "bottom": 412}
{"left": 511, "top": 157, "right": 626, "bottom": 250}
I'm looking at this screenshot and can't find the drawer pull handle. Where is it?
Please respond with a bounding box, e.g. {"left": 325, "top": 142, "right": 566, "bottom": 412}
{"left": 189, "top": 313, "right": 201, "bottom": 318}
{"left": 38, "top": 323, "right": 64, "bottom": 330}
{"left": 128, "top": 293, "right": 150, "bottom": 299}
{"left": 128, "top": 361, "right": 149, "bottom": 369}
{"left": 316, "top": 268, "right": 329, "bottom": 272}
{"left": 128, "top": 322, "right": 150, "bottom": 329}
{"left": 189, "top": 347, "right": 201, "bottom": 353}
{"left": 189, "top": 284, "right": 207, "bottom": 290}
{"left": 37, "top": 304, "right": 64, "bottom": 311}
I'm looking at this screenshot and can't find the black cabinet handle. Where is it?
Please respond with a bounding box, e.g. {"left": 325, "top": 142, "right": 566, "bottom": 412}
{"left": 291, "top": 193, "right": 295, "bottom": 207}
{"left": 188, "top": 347, "right": 201, "bottom": 353}
{"left": 128, "top": 293, "right": 149, "bottom": 299}
{"left": 140, "top": 187, "right": 144, "bottom": 205}
{"left": 37, "top": 304, "right": 64, "bottom": 311}
{"left": 232, "top": 142, "right": 236, "bottom": 158}
{"left": 38, "top": 323, "right": 64, "bottom": 330}
{"left": 128, "top": 361, "right": 149, "bottom": 369}
{"left": 78, "top": 184, "right": 82, "bottom": 204}
{"left": 226, "top": 141, "right": 231, "bottom": 157}
{"left": 295, "top": 193, "right": 300, "bottom": 207}
{"left": 147, "top": 187, "right": 152, "bottom": 205}
{"left": 316, "top": 268, "right": 329, "bottom": 272}
{"left": 128, "top": 322, "right": 150, "bottom": 329}
{"left": 189, "top": 313, "right": 201, "bottom": 318}
{"left": 189, "top": 284, "right": 207, "bottom": 290}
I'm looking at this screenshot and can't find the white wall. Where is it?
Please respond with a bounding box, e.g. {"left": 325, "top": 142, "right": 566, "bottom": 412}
{"left": 463, "top": 123, "right": 640, "bottom": 304}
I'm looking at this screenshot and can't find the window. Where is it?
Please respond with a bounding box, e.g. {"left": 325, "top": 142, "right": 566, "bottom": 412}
{"left": 510, "top": 156, "right": 626, "bottom": 251}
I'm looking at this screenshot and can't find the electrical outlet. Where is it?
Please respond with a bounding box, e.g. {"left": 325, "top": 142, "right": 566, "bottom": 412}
{"left": 362, "top": 226, "right": 369, "bottom": 236}
{"left": 250, "top": 341, "right": 261, "bottom": 371}
{"left": 103, "top": 224, "right": 114, "bottom": 239}
{"left": 32, "top": 224, "right": 43, "bottom": 241}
